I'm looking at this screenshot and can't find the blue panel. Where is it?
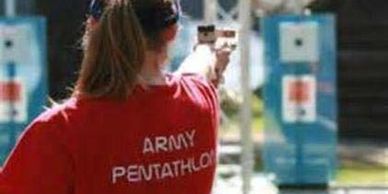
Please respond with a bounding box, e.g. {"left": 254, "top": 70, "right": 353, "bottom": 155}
{"left": 262, "top": 15, "right": 337, "bottom": 185}
{"left": 0, "top": 17, "right": 47, "bottom": 164}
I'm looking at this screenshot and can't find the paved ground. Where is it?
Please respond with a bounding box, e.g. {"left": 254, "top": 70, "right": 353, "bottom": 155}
{"left": 279, "top": 189, "right": 388, "bottom": 194}
{"left": 213, "top": 173, "right": 278, "bottom": 194}
{"left": 215, "top": 139, "right": 388, "bottom": 194}
{"left": 213, "top": 173, "right": 388, "bottom": 194}
{"left": 339, "top": 139, "right": 388, "bottom": 167}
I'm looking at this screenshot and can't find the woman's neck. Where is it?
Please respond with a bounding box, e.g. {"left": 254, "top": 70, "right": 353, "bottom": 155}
{"left": 138, "top": 50, "right": 168, "bottom": 85}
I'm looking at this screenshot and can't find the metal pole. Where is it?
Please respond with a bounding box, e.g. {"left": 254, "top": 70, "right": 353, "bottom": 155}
{"left": 238, "top": 0, "right": 253, "bottom": 193}
{"left": 5, "top": 0, "right": 17, "bottom": 17}
{"left": 295, "top": 0, "right": 305, "bottom": 14}
{"left": 204, "top": 0, "right": 218, "bottom": 24}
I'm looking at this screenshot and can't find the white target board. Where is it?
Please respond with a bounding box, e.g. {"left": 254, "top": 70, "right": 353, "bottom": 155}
{"left": 280, "top": 22, "right": 320, "bottom": 63}
{"left": 0, "top": 24, "right": 34, "bottom": 66}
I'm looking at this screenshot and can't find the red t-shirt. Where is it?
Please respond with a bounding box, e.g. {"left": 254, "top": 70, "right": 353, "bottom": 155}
{"left": 0, "top": 74, "right": 219, "bottom": 194}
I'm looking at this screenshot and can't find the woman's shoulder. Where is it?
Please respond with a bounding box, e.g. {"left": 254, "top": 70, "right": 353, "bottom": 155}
{"left": 29, "top": 97, "right": 101, "bottom": 129}
{"left": 28, "top": 98, "right": 77, "bottom": 128}
{"left": 16, "top": 98, "right": 80, "bottom": 145}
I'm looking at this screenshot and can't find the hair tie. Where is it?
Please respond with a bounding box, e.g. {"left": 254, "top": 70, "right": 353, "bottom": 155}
{"left": 88, "top": 0, "right": 105, "bottom": 20}
{"left": 136, "top": 0, "right": 181, "bottom": 31}
{"left": 160, "top": 0, "right": 181, "bottom": 27}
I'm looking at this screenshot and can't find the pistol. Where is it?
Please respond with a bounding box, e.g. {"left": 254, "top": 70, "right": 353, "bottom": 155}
{"left": 196, "top": 25, "right": 237, "bottom": 51}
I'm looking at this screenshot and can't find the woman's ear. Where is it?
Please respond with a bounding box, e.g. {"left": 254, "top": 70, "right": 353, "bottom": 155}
{"left": 161, "top": 24, "right": 179, "bottom": 42}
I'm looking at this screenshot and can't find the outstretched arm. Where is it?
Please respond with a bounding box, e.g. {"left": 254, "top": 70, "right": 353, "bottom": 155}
{"left": 175, "top": 45, "right": 231, "bottom": 88}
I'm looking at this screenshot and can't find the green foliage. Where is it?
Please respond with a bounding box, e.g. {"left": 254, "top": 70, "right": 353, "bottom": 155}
{"left": 219, "top": 89, "right": 264, "bottom": 134}
{"left": 337, "top": 160, "right": 388, "bottom": 185}
{"left": 220, "top": 89, "right": 243, "bottom": 117}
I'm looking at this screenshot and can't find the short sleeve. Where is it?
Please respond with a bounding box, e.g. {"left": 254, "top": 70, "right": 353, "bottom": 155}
{"left": 181, "top": 73, "right": 220, "bottom": 129}
{"left": 0, "top": 113, "right": 74, "bottom": 194}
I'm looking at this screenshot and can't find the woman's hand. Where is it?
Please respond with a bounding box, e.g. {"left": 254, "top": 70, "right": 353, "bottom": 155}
{"left": 211, "top": 45, "right": 233, "bottom": 87}
{"left": 176, "top": 44, "right": 234, "bottom": 88}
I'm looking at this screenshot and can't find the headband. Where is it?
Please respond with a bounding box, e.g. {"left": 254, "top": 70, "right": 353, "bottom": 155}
{"left": 88, "top": 0, "right": 180, "bottom": 29}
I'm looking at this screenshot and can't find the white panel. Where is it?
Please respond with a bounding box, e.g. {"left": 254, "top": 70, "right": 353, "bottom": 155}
{"left": 280, "top": 22, "right": 319, "bottom": 63}
{"left": 0, "top": 24, "right": 33, "bottom": 66}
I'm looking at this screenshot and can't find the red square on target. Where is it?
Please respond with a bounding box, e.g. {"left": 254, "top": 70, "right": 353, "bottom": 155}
{"left": 0, "top": 81, "right": 21, "bottom": 102}
{"left": 288, "top": 80, "right": 311, "bottom": 103}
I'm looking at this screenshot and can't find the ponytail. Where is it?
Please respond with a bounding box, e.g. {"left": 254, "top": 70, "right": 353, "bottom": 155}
{"left": 75, "top": 0, "right": 180, "bottom": 99}
{"left": 76, "top": 0, "right": 146, "bottom": 99}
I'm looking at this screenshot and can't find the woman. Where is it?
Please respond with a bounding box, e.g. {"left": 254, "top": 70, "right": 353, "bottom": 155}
{"left": 0, "top": 0, "right": 231, "bottom": 193}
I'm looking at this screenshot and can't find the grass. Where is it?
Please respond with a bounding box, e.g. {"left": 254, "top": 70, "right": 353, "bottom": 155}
{"left": 251, "top": 95, "right": 264, "bottom": 134}
{"left": 336, "top": 160, "right": 388, "bottom": 185}
{"left": 220, "top": 94, "right": 264, "bottom": 138}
